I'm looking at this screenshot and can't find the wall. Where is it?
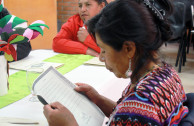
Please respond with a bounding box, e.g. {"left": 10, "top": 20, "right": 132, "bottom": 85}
{"left": 56, "top": 0, "right": 114, "bottom": 31}
{"left": 4, "top": 0, "right": 58, "bottom": 50}
{"left": 57, "top": 0, "right": 78, "bottom": 30}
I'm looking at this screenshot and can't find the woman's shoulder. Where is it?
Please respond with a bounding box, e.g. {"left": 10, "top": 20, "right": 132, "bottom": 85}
{"left": 136, "top": 62, "right": 182, "bottom": 92}
{"left": 134, "top": 62, "right": 187, "bottom": 124}
{"left": 136, "top": 62, "right": 185, "bottom": 106}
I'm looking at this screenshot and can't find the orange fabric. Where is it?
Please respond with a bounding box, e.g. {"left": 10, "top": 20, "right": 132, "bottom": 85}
{"left": 52, "top": 14, "right": 100, "bottom": 54}
{"left": 170, "top": 105, "right": 188, "bottom": 124}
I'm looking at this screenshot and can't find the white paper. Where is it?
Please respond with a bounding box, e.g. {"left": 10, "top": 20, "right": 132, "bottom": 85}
{"left": 0, "top": 117, "right": 44, "bottom": 126}
{"left": 33, "top": 67, "right": 105, "bottom": 126}
{"left": 9, "top": 58, "right": 64, "bottom": 72}
{"left": 84, "top": 57, "right": 105, "bottom": 66}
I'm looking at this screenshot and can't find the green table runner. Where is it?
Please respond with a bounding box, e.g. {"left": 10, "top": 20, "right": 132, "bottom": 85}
{"left": 0, "top": 54, "right": 93, "bottom": 108}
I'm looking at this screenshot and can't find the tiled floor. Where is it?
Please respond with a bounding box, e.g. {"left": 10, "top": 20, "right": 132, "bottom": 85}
{"left": 160, "top": 43, "right": 194, "bottom": 93}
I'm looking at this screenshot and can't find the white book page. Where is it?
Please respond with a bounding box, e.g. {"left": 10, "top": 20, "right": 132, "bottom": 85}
{"left": 9, "top": 58, "right": 64, "bottom": 71}
{"left": 33, "top": 67, "right": 105, "bottom": 126}
{"left": 84, "top": 57, "right": 105, "bottom": 66}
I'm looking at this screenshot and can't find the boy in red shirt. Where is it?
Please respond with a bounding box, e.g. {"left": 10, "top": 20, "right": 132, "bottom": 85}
{"left": 53, "top": 0, "right": 107, "bottom": 57}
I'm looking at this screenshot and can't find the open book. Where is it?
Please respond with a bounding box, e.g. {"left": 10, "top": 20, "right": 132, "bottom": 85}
{"left": 33, "top": 66, "right": 105, "bottom": 126}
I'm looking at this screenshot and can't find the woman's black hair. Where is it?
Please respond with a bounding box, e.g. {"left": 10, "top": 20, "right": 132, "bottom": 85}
{"left": 87, "top": 0, "right": 173, "bottom": 80}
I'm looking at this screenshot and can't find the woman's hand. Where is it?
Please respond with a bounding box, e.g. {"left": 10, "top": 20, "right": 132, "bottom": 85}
{"left": 75, "top": 83, "right": 117, "bottom": 117}
{"left": 43, "top": 102, "right": 78, "bottom": 126}
{"left": 74, "top": 83, "right": 101, "bottom": 104}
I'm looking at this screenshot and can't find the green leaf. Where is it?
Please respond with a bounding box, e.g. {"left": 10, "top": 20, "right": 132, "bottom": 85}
{"left": 0, "top": 4, "right": 3, "bottom": 12}
{"left": 0, "top": 15, "right": 12, "bottom": 28}
{"left": 4, "top": 53, "right": 14, "bottom": 61}
{"left": 9, "top": 28, "right": 26, "bottom": 36}
{"left": 9, "top": 35, "right": 25, "bottom": 44}
{"left": 28, "top": 23, "right": 49, "bottom": 29}
{"left": 12, "top": 17, "right": 27, "bottom": 28}
{"left": 13, "top": 37, "right": 29, "bottom": 44}
{"left": 29, "top": 27, "right": 44, "bottom": 36}
{"left": 1, "top": 32, "right": 9, "bottom": 41}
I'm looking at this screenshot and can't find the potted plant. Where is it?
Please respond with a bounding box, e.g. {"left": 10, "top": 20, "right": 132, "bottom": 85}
{"left": 0, "top": 1, "right": 49, "bottom": 96}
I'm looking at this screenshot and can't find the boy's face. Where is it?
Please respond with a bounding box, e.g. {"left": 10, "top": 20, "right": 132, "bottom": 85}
{"left": 78, "top": 0, "right": 104, "bottom": 23}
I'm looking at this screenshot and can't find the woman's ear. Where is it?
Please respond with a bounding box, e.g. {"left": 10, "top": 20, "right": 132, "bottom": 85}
{"left": 123, "top": 41, "right": 136, "bottom": 58}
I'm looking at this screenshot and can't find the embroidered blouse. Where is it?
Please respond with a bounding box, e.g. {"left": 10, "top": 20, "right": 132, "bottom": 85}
{"left": 109, "top": 63, "right": 188, "bottom": 126}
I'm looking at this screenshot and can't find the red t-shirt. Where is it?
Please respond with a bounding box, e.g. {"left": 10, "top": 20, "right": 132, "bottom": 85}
{"left": 52, "top": 14, "right": 100, "bottom": 54}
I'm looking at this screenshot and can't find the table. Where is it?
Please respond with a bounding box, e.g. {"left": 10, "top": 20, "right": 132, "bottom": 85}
{"left": 0, "top": 49, "right": 130, "bottom": 126}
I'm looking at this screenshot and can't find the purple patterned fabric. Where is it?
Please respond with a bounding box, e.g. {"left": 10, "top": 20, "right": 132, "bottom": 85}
{"left": 109, "top": 63, "right": 188, "bottom": 126}
{"left": 0, "top": 22, "right": 13, "bottom": 34}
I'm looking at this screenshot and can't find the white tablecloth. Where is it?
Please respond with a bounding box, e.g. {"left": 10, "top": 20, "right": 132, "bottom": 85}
{"left": 0, "top": 49, "right": 130, "bottom": 126}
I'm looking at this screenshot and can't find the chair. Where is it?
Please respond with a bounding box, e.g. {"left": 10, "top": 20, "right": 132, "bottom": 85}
{"left": 173, "top": 0, "right": 194, "bottom": 53}
{"left": 179, "top": 93, "right": 194, "bottom": 126}
{"left": 166, "top": 1, "right": 187, "bottom": 73}
{"left": 191, "top": 5, "right": 194, "bottom": 50}
{"left": 184, "top": 5, "right": 194, "bottom": 54}
{"left": 187, "top": 5, "right": 194, "bottom": 53}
